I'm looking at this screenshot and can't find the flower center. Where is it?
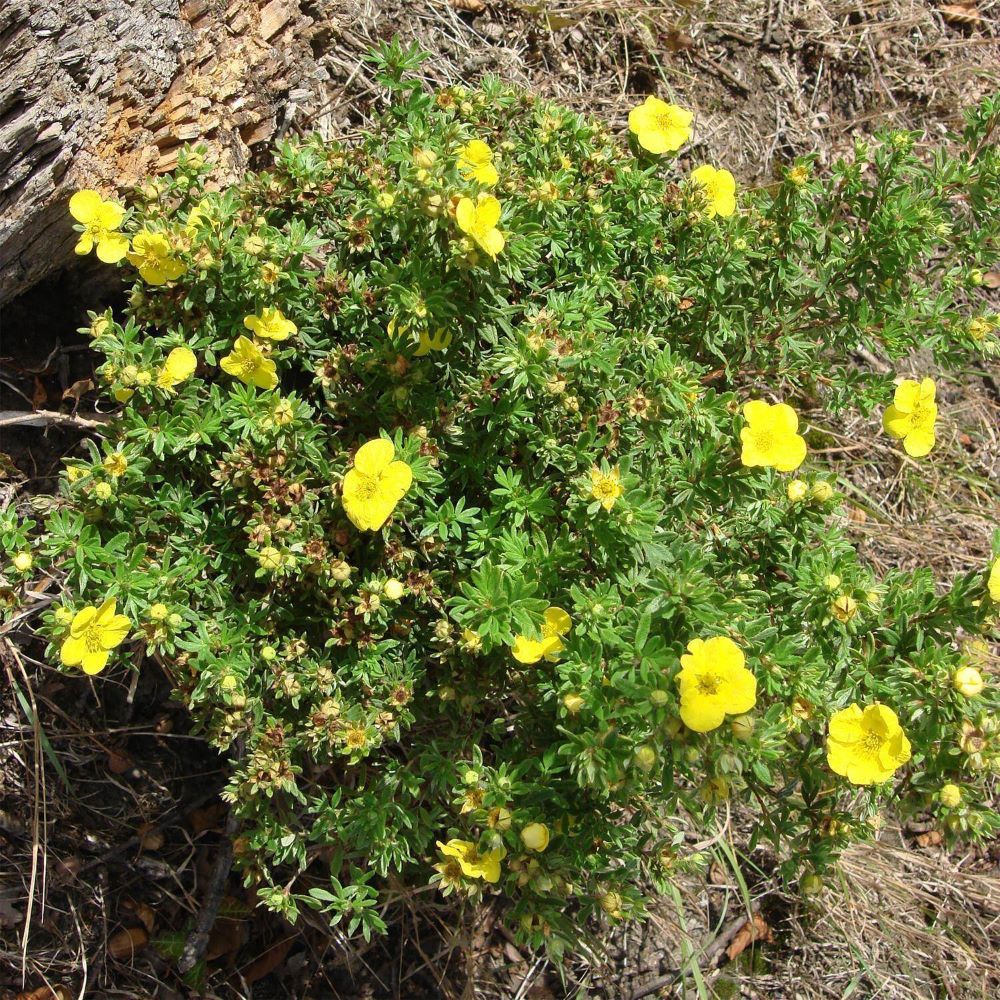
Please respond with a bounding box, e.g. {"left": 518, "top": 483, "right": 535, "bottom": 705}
{"left": 84, "top": 625, "right": 104, "bottom": 654}
{"left": 753, "top": 429, "right": 776, "bottom": 453}
{"left": 859, "top": 731, "right": 884, "bottom": 756}
{"left": 240, "top": 357, "right": 260, "bottom": 377}
{"left": 352, "top": 473, "right": 380, "bottom": 500}
{"left": 696, "top": 672, "right": 720, "bottom": 696}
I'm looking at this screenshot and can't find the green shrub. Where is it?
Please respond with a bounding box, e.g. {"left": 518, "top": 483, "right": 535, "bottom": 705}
{"left": 7, "top": 42, "right": 999, "bottom": 953}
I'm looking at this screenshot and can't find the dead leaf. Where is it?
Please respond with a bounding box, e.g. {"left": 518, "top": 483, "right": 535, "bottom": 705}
{"left": 15, "top": 987, "right": 72, "bottom": 1000}
{"left": 205, "top": 898, "right": 246, "bottom": 962}
{"left": 982, "top": 270, "right": 1000, "bottom": 288}
{"left": 32, "top": 377, "right": 48, "bottom": 409}
{"left": 726, "top": 913, "right": 773, "bottom": 961}
{"left": 678, "top": 297, "right": 695, "bottom": 311}
{"left": 916, "top": 829, "right": 944, "bottom": 848}
{"left": 108, "top": 926, "right": 148, "bottom": 960}
{"left": 138, "top": 822, "right": 165, "bottom": 852}
{"left": 450, "top": 0, "right": 485, "bottom": 11}
{"left": 107, "top": 749, "right": 133, "bottom": 774}
{"left": 708, "top": 861, "right": 729, "bottom": 885}
{"left": 663, "top": 27, "right": 694, "bottom": 51}
{"left": 939, "top": 3, "right": 981, "bottom": 24}
{"left": 188, "top": 801, "right": 227, "bottom": 835}
{"left": 121, "top": 899, "right": 157, "bottom": 934}
{"left": 241, "top": 935, "right": 295, "bottom": 984}
{"left": 847, "top": 506, "right": 868, "bottom": 524}
{"left": 62, "top": 378, "right": 95, "bottom": 403}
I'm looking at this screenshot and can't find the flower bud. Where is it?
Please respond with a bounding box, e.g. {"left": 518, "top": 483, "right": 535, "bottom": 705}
{"left": 729, "top": 714, "right": 755, "bottom": 740}
{"left": 939, "top": 784, "right": 962, "bottom": 808}
{"left": 953, "top": 666, "right": 984, "bottom": 698}
{"left": 599, "top": 891, "right": 623, "bottom": 917}
{"left": 12, "top": 552, "right": 33, "bottom": 572}
{"left": 800, "top": 873, "right": 824, "bottom": 896}
{"left": 633, "top": 745, "right": 657, "bottom": 771}
{"left": 148, "top": 602, "right": 169, "bottom": 622}
{"left": 384, "top": 578, "right": 405, "bottom": 600}
{"left": 330, "top": 560, "right": 352, "bottom": 582}
{"left": 786, "top": 479, "right": 808, "bottom": 502}
{"left": 520, "top": 823, "right": 550, "bottom": 852}
{"left": 649, "top": 689, "right": 669, "bottom": 707}
{"left": 811, "top": 481, "right": 834, "bottom": 502}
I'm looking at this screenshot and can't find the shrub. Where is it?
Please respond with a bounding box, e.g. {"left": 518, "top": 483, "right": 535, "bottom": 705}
{"left": 6, "top": 42, "right": 1000, "bottom": 953}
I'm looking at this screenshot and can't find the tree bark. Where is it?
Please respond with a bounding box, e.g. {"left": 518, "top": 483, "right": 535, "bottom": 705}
{"left": 0, "top": 0, "right": 341, "bottom": 307}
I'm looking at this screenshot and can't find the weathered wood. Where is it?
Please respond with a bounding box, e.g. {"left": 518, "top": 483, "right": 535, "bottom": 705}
{"left": 0, "top": 0, "right": 339, "bottom": 306}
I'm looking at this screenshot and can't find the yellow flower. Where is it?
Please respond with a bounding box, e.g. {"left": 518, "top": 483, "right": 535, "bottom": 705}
{"left": 220, "top": 336, "right": 278, "bottom": 390}
{"left": 60, "top": 598, "right": 131, "bottom": 675}
{"left": 455, "top": 194, "right": 504, "bottom": 259}
{"left": 127, "top": 230, "right": 185, "bottom": 285}
{"left": 148, "top": 603, "right": 169, "bottom": 622}
{"left": 511, "top": 607, "right": 571, "bottom": 664}
{"left": 939, "top": 784, "right": 962, "bottom": 808}
{"left": 68, "top": 190, "right": 129, "bottom": 263}
{"left": 831, "top": 594, "right": 858, "bottom": 622}
{"left": 589, "top": 466, "right": 623, "bottom": 510}
{"left": 786, "top": 479, "right": 808, "bottom": 502}
{"left": 826, "top": 703, "right": 911, "bottom": 785}
{"left": 436, "top": 838, "right": 505, "bottom": 883}
{"left": 244, "top": 307, "right": 296, "bottom": 342}
{"left": 882, "top": 378, "right": 937, "bottom": 457}
{"left": 740, "top": 400, "right": 807, "bottom": 472}
{"left": 676, "top": 636, "right": 756, "bottom": 733}
{"left": 690, "top": 165, "right": 737, "bottom": 218}
{"left": 93, "top": 482, "right": 113, "bottom": 501}
{"left": 156, "top": 347, "right": 197, "bottom": 391}
{"left": 628, "top": 96, "right": 693, "bottom": 154}
{"left": 456, "top": 139, "right": 499, "bottom": 186}
{"left": 414, "top": 328, "right": 453, "bottom": 356}
{"left": 384, "top": 578, "right": 405, "bottom": 600}
{"left": 562, "top": 692, "right": 585, "bottom": 714}
{"left": 520, "top": 823, "right": 550, "bottom": 852}
{"left": 341, "top": 438, "right": 413, "bottom": 532}
{"left": 12, "top": 552, "right": 33, "bottom": 572}
{"left": 103, "top": 452, "right": 127, "bottom": 477}
{"left": 953, "top": 666, "right": 984, "bottom": 697}
{"left": 988, "top": 558, "right": 1000, "bottom": 602}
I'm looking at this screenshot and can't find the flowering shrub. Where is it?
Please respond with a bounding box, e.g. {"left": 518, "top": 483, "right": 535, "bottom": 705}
{"left": 5, "top": 43, "right": 1000, "bottom": 951}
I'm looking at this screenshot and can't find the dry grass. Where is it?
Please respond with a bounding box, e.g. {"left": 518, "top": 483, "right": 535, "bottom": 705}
{"left": 784, "top": 838, "right": 1000, "bottom": 999}
{"left": 309, "top": 1, "right": 1000, "bottom": 180}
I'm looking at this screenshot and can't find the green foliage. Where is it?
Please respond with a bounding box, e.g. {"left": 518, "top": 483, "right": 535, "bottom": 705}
{"left": 7, "top": 41, "right": 1000, "bottom": 957}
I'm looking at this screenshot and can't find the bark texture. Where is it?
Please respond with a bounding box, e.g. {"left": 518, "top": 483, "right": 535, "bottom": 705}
{"left": 1, "top": 0, "right": 343, "bottom": 306}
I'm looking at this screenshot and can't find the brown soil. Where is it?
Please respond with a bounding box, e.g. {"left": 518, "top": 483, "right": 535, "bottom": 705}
{"left": 2, "top": 3, "right": 998, "bottom": 998}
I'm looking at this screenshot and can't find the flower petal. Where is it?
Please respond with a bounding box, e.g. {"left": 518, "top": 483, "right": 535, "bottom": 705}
{"left": 69, "top": 190, "right": 103, "bottom": 224}
{"left": 96, "top": 234, "right": 130, "bottom": 264}
{"left": 903, "top": 427, "right": 935, "bottom": 458}
{"left": 680, "top": 695, "right": 726, "bottom": 733}
{"left": 354, "top": 438, "right": 395, "bottom": 475}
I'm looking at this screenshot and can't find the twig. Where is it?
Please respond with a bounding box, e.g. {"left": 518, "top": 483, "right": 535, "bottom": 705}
{"left": 627, "top": 905, "right": 761, "bottom": 1000}
{"left": 177, "top": 805, "right": 241, "bottom": 973}
{"left": 0, "top": 409, "right": 110, "bottom": 430}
